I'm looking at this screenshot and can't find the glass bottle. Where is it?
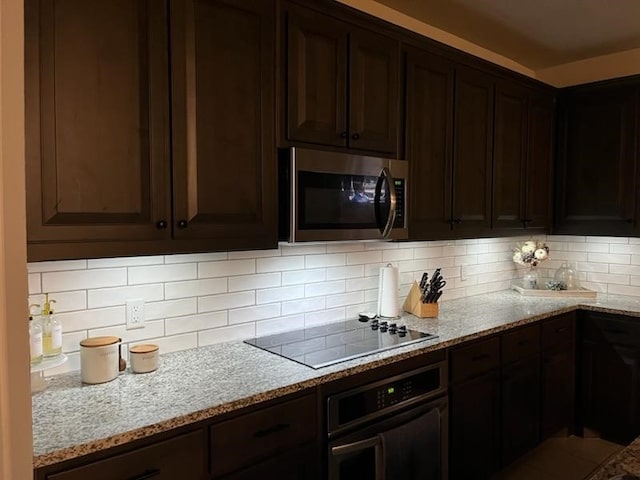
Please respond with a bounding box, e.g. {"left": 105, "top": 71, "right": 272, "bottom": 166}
{"left": 554, "top": 262, "right": 580, "bottom": 290}
{"left": 41, "top": 294, "right": 62, "bottom": 358}
{"left": 29, "top": 304, "right": 43, "bottom": 365}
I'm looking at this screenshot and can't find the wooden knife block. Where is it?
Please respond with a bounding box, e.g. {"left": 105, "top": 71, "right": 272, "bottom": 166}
{"left": 403, "top": 281, "right": 439, "bottom": 318}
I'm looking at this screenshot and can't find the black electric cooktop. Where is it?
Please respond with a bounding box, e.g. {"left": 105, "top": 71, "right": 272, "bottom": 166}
{"left": 244, "top": 317, "right": 438, "bottom": 369}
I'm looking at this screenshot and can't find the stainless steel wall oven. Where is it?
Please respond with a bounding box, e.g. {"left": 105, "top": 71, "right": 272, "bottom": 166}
{"left": 326, "top": 362, "right": 448, "bottom": 480}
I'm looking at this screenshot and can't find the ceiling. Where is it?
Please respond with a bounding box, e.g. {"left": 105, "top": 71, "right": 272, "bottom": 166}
{"left": 376, "top": 0, "right": 640, "bottom": 69}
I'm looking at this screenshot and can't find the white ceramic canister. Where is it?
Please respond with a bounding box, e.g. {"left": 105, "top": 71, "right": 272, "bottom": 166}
{"left": 80, "top": 336, "right": 126, "bottom": 384}
{"left": 129, "top": 344, "right": 159, "bottom": 374}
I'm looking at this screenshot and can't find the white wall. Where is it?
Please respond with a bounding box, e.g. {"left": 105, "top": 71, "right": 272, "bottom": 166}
{"left": 28, "top": 235, "right": 640, "bottom": 375}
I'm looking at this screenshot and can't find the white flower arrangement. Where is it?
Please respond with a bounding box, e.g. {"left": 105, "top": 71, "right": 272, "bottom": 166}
{"left": 513, "top": 240, "right": 549, "bottom": 268}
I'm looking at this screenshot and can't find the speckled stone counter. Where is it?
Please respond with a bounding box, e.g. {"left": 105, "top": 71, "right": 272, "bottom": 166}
{"left": 32, "top": 290, "right": 640, "bottom": 469}
{"left": 589, "top": 437, "right": 640, "bottom": 479}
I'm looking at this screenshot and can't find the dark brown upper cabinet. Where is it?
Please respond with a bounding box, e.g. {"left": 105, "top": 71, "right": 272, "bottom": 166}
{"left": 405, "top": 49, "right": 454, "bottom": 239}
{"left": 451, "top": 66, "right": 494, "bottom": 236}
{"left": 170, "top": 0, "right": 276, "bottom": 245}
{"left": 26, "top": 0, "right": 277, "bottom": 261}
{"left": 492, "top": 83, "right": 554, "bottom": 233}
{"left": 25, "top": 0, "right": 172, "bottom": 246}
{"left": 556, "top": 79, "right": 639, "bottom": 236}
{"left": 285, "top": 4, "right": 400, "bottom": 155}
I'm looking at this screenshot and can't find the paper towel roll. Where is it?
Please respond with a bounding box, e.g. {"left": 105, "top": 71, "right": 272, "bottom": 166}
{"left": 377, "top": 264, "right": 399, "bottom": 318}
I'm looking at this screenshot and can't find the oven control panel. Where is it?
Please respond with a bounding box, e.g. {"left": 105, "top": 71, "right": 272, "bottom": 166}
{"left": 328, "top": 362, "right": 446, "bottom": 436}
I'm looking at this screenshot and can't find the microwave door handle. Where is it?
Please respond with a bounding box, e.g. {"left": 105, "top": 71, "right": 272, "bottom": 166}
{"left": 377, "top": 168, "right": 397, "bottom": 238}
{"left": 330, "top": 436, "right": 384, "bottom": 480}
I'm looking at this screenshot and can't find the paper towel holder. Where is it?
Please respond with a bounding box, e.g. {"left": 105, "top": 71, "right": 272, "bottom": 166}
{"left": 377, "top": 263, "right": 400, "bottom": 318}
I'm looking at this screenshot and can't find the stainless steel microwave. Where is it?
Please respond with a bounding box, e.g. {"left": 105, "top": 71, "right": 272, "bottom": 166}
{"left": 279, "top": 147, "right": 408, "bottom": 243}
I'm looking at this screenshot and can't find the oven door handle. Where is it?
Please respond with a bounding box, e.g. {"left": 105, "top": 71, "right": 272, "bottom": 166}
{"left": 331, "top": 436, "right": 384, "bottom": 480}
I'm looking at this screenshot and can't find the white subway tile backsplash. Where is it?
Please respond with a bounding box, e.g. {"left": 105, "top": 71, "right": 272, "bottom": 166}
{"left": 282, "top": 268, "right": 326, "bottom": 285}
{"left": 88, "top": 256, "right": 163, "bottom": 269}
{"left": 129, "top": 264, "right": 196, "bottom": 285}
{"left": 28, "top": 260, "right": 87, "bottom": 273}
{"left": 165, "top": 278, "right": 227, "bottom": 300}
{"left": 257, "top": 256, "right": 305, "bottom": 272}
{"left": 146, "top": 298, "right": 197, "bottom": 320}
{"left": 257, "top": 285, "right": 305, "bottom": 304}
{"left": 305, "top": 308, "right": 346, "bottom": 327}
{"left": 199, "top": 291, "right": 255, "bottom": 312}
{"left": 228, "top": 304, "right": 281, "bottom": 324}
{"left": 610, "top": 244, "right": 640, "bottom": 255}
{"left": 57, "top": 306, "right": 125, "bottom": 332}
{"left": 29, "top": 234, "right": 640, "bottom": 374}
{"left": 305, "top": 280, "right": 346, "bottom": 297}
{"left": 347, "top": 251, "right": 382, "bottom": 265}
{"left": 382, "top": 249, "right": 413, "bottom": 262}
{"left": 88, "top": 284, "right": 164, "bottom": 309}
{"left": 228, "top": 248, "right": 280, "bottom": 259}
{"left": 281, "top": 296, "right": 325, "bottom": 316}
{"left": 28, "top": 273, "right": 41, "bottom": 295}
{"left": 228, "top": 273, "right": 281, "bottom": 292}
{"left": 256, "top": 314, "right": 305, "bottom": 336}
{"left": 165, "top": 311, "right": 227, "bottom": 336}
{"left": 326, "top": 265, "right": 365, "bottom": 281}
{"left": 30, "top": 291, "right": 87, "bottom": 313}
{"left": 199, "top": 259, "right": 255, "bottom": 278}
{"left": 326, "top": 291, "right": 365, "bottom": 308}
{"left": 198, "top": 324, "right": 255, "bottom": 346}
{"left": 588, "top": 253, "right": 630, "bottom": 264}
{"left": 304, "top": 253, "right": 346, "bottom": 269}
{"left": 165, "top": 252, "right": 228, "bottom": 264}
{"left": 43, "top": 268, "right": 126, "bottom": 292}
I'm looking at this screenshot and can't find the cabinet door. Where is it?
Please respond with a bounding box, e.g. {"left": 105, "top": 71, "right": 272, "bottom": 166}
{"left": 582, "top": 340, "right": 640, "bottom": 444}
{"left": 502, "top": 355, "right": 541, "bottom": 466}
{"left": 525, "top": 93, "right": 554, "bottom": 231}
{"left": 556, "top": 85, "right": 638, "bottom": 235}
{"left": 171, "top": 0, "right": 277, "bottom": 249}
{"left": 286, "top": 6, "right": 348, "bottom": 147}
{"left": 25, "top": 0, "right": 171, "bottom": 246}
{"left": 492, "top": 82, "right": 528, "bottom": 231}
{"left": 405, "top": 49, "right": 454, "bottom": 240}
{"left": 541, "top": 342, "right": 574, "bottom": 439}
{"left": 451, "top": 67, "right": 494, "bottom": 236}
{"left": 219, "top": 443, "right": 318, "bottom": 480}
{"left": 348, "top": 29, "right": 399, "bottom": 154}
{"left": 46, "top": 430, "right": 206, "bottom": 480}
{"left": 450, "top": 372, "right": 500, "bottom": 479}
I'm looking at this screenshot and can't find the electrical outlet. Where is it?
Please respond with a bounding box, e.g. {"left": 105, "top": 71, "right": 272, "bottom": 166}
{"left": 460, "top": 265, "right": 467, "bottom": 282}
{"left": 126, "top": 299, "right": 145, "bottom": 330}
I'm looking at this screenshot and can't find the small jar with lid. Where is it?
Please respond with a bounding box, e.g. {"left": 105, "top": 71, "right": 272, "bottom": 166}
{"left": 129, "top": 344, "right": 159, "bottom": 374}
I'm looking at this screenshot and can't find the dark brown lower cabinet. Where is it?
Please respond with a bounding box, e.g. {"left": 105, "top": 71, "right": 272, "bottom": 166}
{"left": 42, "top": 430, "right": 207, "bottom": 480}
{"left": 582, "top": 340, "right": 640, "bottom": 444}
{"left": 502, "top": 355, "right": 540, "bottom": 465}
{"left": 219, "top": 443, "right": 317, "bottom": 480}
{"left": 450, "top": 371, "right": 501, "bottom": 479}
{"left": 541, "top": 342, "right": 574, "bottom": 439}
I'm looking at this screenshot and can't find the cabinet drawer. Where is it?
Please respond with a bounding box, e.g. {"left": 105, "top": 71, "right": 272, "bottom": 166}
{"left": 542, "top": 314, "right": 574, "bottom": 349}
{"left": 502, "top": 324, "right": 540, "bottom": 364}
{"left": 583, "top": 313, "right": 640, "bottom": 347}
{"left": 451, "top": 337, "right": 500, "bottom": 384}
{"left": 47, "top": 430, "right": 206, "bottom": 480}
{"left": 209, "top": 393, "right": 317, "bottom": 478}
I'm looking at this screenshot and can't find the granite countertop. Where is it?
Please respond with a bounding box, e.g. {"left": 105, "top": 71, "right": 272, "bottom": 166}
{"left": 589, "top": 437, "right": 640, "bottom": 479}
{"left": 32, "top": 290, "right": 640, "bottom": 469}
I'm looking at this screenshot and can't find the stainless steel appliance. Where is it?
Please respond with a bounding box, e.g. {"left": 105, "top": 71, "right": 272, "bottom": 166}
{"left": 327, "top": 363, "right": 448, "bottom": 480}
{"left": 244, "top": 317, "right": 437, "bottom": 369}
{"left": 279, "top": 147, "right": 408, "bottom": 242}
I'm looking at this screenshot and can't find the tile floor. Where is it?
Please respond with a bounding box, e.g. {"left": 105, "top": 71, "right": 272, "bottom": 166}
{"left": 494, "top": 436, "right": 624, "bottom": 480}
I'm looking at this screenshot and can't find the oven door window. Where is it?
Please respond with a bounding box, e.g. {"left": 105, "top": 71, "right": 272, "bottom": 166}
{"left": 297, "top": 171, "right": 390, "bottom": 230}
{"left": 329, "top": 436, "right": 382, "bottom": 480}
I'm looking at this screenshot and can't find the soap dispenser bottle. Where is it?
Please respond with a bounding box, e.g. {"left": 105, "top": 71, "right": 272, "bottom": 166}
{"left": 41, "top": 294, "right": 62, "bottom": 358}
{"left": 29, "top": 303, "right": 43, "bottom": 365}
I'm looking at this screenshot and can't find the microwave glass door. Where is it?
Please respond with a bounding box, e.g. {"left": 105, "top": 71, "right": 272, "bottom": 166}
{"left": 297, "top": 171, "right": 390, "bottom": 231}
